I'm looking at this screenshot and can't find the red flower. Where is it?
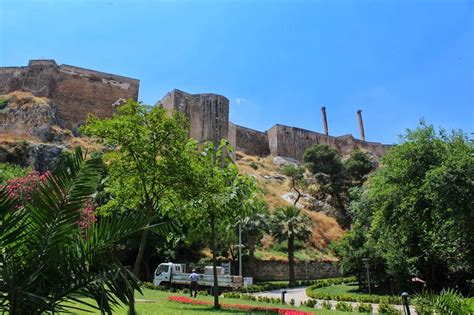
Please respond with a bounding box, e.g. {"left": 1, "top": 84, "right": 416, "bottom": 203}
{"left": 167, "top": 296, "right": 312, "bottom": 315}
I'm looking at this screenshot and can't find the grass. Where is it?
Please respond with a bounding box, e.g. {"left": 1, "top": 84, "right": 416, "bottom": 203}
{"left": 63, "top": 288, "right": 363, "bottom": 314}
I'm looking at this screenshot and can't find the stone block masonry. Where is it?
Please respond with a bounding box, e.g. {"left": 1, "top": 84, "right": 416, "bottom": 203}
{"left": 1, "top": 59, "right": 390, "bottom": 160}
{"left": 160, "top": 89, "right": 229, "bottom": 145}
{"left": 242, "top": 260, "right": 341, "bottom": 281}
{"left": 0, "top": 60, "right": 139, "bottom": 129}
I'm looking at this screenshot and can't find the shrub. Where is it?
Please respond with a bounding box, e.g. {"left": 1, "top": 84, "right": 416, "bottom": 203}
{"left": 357, "top": 303, "right": 372, "bottom": 313}
{"left": 378, "top": 303, "right": 402, "bottom": 314}
{"left": 250, "top": 162, "right": 259, "bottom": 170}
{"left": 335, "top": 301, "right": 353, "bottom": 312}
{"left": 0, "top": 98, "right": 8, "bottom": 110}
{"left": 321, "top": 301, "right": 332, "bottom": 309}
{"left": 305, "top": 299, "right": 317, "bottom": 308}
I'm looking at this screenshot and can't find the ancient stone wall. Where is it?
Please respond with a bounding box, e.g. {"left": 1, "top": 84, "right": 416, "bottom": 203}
{"left": 242, "top": 260, "right": 341, "bottom": 281}
{"left": 0, "top": 60, "right": 140, "bottom": 129}
{"left": 160, "top": 89, "right": 229, "bottom": 145}
{"left": 229, "top": 123, "right": 269, "bottom": 156}
{"left": 265, "top": 124, "right": 390, "bottom": 160}
{"left": 52, "top": 64, "right": 139, "bottom": 129}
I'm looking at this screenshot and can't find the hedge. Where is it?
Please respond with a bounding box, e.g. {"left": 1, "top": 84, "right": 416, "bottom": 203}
{"left": 241, "top": 276, "right": 357, "bottom": 293}
{"left": 305, "top": 282, "right": 402, "bottom": 305}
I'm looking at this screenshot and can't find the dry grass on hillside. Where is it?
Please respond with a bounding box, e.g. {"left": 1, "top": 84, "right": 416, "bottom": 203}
{"left": 1, "top": 91, "right": 49, "bottom": 108}
{"left": 235, "top": 151, "right": 345, "bottom": 253}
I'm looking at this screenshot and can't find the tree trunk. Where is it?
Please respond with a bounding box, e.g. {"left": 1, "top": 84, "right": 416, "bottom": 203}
{"left": 293, "top": 179, "right": 301, "bottom": 207}
{"left": 133, "top": 229, "right": 149, "bottom": 277}
{"left": 248, "top": 247, "right": 255, "bottom": 279}
{"left": 211, "top": 217, "right": 220, "bottom": 309}
{"left": 288, "top": 233, "right": 296, "bottom": 287}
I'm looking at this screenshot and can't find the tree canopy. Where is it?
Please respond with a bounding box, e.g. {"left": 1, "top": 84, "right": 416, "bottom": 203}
{"left": 333, "top": 122, "right": 474, "bottom": 293}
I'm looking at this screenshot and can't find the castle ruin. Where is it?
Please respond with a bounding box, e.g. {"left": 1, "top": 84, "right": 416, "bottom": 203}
{"left": 0, "top": 60, "right": 140, "bottom": 130}
{"left": 1, "top": 60, "right": 391, "bottom": 160}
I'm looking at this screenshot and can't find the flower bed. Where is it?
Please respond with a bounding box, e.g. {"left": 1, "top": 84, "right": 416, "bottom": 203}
{"left": 167, "top": 296, "right": 313, "bottom": 315}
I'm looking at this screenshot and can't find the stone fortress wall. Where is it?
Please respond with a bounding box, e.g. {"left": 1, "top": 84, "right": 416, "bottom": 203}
{"left": 0, "top": 60, "right": 140, "bottom": 130}
{"left": 160, "top": 89, "right": 391, "bottom": 160}
{"left": 0, "top": 60, "right": 391, "bottom": 160}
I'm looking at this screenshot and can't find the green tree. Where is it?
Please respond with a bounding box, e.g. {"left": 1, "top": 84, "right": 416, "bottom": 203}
{"left": 81, "top": 100, "right": 195, "bottom": 278}
{"left": 185, "top": 140, "right": 258, "bottom": 309}
{"left": 334, "top": 122, "right": 474, "bottom": 293}
{"left": 343, "top": 150, "right": 375, "bottom": 185}
{"left": 280, "top": 164, "right": 305, "bottom": 206}
{"left": 271, "top": 206, "right": 313, "bottom": 287}
{"left": 0, "top": 148, "right": 152, "bottom": 314}
{"left": 238, "top": 199, "right": 270, "bottom": 278}
{"left": 303, "top": 144, "right": 348, "bottom": 225}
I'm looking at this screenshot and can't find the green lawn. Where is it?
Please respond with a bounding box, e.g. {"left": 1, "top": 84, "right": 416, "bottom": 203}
{"left": 309, "top": 283, "right": 365, "bottom": 296}
{"left": 64, "top": 289, "right": 363, "bottom": 314}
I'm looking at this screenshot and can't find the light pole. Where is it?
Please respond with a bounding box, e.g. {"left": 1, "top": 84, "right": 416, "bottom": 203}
{"left": 238, "top": 223, "right": 242, "bottom": 277}
{"left": 362, "top": 258, "right": 371, "bottom": 294}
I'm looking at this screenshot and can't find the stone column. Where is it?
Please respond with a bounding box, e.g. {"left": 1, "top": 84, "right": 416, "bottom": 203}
{"left": 357, "top": 109, "right": 365, "bottom": 141}
{"left": 321, "top": 106, "right": 329, "bottom": 135}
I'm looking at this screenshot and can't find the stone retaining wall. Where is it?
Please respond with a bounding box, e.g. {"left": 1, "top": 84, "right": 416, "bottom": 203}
{"left": 243, "top": 260, "right": 341, "bottom": 281}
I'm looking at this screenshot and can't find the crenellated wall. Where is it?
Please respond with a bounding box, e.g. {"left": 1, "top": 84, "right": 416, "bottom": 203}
{"left": 0, "top": 60, "right": 140, "bottom": 129}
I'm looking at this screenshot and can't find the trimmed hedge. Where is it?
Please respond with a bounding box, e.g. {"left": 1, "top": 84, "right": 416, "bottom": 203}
{"left": 305, "top": 282, "right": 402, "bottom": 305}
{"left": 241, "top": 276, "right": 357, "bottom": 293}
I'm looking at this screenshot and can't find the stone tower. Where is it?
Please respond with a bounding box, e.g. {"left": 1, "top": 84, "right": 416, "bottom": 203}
{"left": 160, "top": 89, "right": 229, "bottom": 145}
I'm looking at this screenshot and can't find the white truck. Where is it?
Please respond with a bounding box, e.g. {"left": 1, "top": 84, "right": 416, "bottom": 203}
{"left": 153, "top": 262, "right": 244, "bottom": 290}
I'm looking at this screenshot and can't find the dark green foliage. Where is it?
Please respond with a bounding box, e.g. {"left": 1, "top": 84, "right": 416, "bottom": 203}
{"left": 343, "top": 150, "right": 375, "bottom": 184}
{"left": 304, "top": 144, "right": 343, "bottom": 176}
{"left": 250, "top": 161, "right": 259, "bottom": 170}
{"left": 0, "top": 148, "right": 152, "bottom": 314}
{"left": 333, "top": 122, "right": 474, "bottom": 293}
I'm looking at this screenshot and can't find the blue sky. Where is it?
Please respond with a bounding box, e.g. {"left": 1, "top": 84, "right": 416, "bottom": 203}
{"left": 1, "top": 0, "right": 473, "bottom": 144}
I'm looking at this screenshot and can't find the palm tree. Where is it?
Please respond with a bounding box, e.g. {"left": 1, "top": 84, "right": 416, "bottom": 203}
{"left": 239, "top": 200, "right": 270, "bottom": 278}
{"left": 0, "top": 148, "right": 154, "bottom": 314}
{"left": 271, "top": 206, "right": 313, "bottom": 287}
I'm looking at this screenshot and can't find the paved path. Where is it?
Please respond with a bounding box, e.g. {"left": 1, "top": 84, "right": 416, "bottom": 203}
{"left": 251, "top": 287, "right": 417, "bottom": 314}
{"left": 251, "top": 286, "right": 309, "bottom": 306}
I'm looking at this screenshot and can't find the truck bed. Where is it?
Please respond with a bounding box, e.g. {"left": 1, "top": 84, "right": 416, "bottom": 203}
{"left": 170, "top": 273, "right": 242, "bottom": 288}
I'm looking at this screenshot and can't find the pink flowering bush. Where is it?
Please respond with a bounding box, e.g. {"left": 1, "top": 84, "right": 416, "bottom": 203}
{"left": 4, "top": 171, "right": 49, "bottom": 205}
{"left": 2, "top": 170, "right": 97, "bottom": 229}
{"left": 78, "top": 199, "right": 97, "bottom": 230}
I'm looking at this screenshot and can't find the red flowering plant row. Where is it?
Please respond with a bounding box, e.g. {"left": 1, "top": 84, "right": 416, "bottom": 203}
{"left": 167, "top": 296, "right": 313, "bottom": 315}
{"left": 1, "top": 170, "right": 97, "bottom": 230}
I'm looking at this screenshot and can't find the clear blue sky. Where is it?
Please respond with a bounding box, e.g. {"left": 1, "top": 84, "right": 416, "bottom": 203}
{"left": 1, "top": 0, "right": 473, "bottom": 144}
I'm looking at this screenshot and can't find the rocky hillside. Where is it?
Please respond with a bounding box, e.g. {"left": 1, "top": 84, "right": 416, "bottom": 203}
{"left": 234, "top": 152, "right": 344, "bottom": 253}
{"left": 0, "top": 92, "right": 345, "bottom": 260}
{"left": 0, "top": 92, "right": 98, "bottom": 171}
